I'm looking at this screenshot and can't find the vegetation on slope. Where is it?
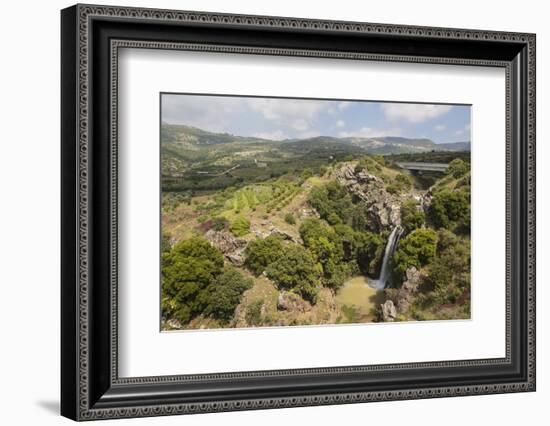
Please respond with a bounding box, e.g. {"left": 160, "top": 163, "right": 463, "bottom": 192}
{"left": 160, "top": 128, "right": 472, "bottom": 329}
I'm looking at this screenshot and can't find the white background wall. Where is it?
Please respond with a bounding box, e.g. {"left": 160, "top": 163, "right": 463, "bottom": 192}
{"left": 0, "top": 0, "right": 546, "bottom": 424}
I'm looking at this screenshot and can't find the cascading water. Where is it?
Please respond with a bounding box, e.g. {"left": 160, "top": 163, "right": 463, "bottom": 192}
{"left": 371, "top": 226, "right": 403, "bottom": 290}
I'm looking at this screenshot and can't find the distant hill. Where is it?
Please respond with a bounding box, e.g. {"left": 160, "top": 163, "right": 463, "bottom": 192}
{"left": 436, "top": 141, "right": 471, "bottom": 152}
{"left": 161, "top": 123, "right": 271, "bottom": 145}
{"left": 161, "top": 123, "right": 470, "bottom": 158}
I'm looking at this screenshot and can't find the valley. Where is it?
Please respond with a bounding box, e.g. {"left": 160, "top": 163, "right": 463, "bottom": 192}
{"left": 160, "top": 123, "right": 471, "bottom": 330}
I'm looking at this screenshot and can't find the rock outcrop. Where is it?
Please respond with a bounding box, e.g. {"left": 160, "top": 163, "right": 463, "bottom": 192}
{"left": 277, "top": 291, "right": 312, "bottom": 313}
{"left": 252, "top": 225, "right": 302, "bottom": 244}
{"left": 380, "top": 300, "right": 397, "bottom": 322}
{"left": 204, "top": 230, "right": 248, "bottom": 265}
{"left": 395, "top": 267, "right": 426, "bottom": 314}
{"left": 335, "top": 164, "right": 401, "bottom": 231}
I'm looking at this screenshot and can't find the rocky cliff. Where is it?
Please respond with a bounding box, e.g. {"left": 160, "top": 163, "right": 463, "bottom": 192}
{"left": 335, "top": 164, "right": 402, "bottom": 232}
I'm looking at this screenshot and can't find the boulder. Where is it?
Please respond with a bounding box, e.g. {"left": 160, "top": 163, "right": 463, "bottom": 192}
{"left": 380, "top": 300, "right": 397, "bottom": 322}
{"left": 204, "top": 230, "right": 248, "bottom": 266}
{"left": 277, "top": 291, "right": 311, "bottom": 313}
{"left": 252, "top": 225, "right": 302, "bottom": 244}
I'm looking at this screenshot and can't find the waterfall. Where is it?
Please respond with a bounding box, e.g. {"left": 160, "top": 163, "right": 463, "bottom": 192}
{"left": 371, "top": 226, "right": 403, "bottom": 290}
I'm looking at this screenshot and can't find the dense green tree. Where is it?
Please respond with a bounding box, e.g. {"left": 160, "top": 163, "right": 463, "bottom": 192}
{"left": 307, "top": 181, "right": 354, "bottom": 225}
{"left": 393, "top": 228, "right": 438, "bottom": 279}
{"left": 350, "top": 207, "right": 371, "bottom": 232}
{"left": 161, "top": 238, "right": 224, "bottom": 322}
{"left": 354, "top": 231, "right": 383, "bottom": 275}
{"left": 419, "top": 229, "right": 470, "bottom": 308}
{"left": 244, "top": 236, "right": 284, "bottom": 275}
{"left": 266, "top": 244, "right": 321, "bottom": 303}
{"left": 332, "top": 224, "right": 382, "bottom": 275}
{"left": 299, "top": 219, "right": 349, "bottom": 289}
{"left": 200, "top": 267, "right": 253, "bottom": 323}
{"left": 429, "top": 188, "right": 470, "bottom": 233}
{"left": 400, "top": 199, "right": 425, "bottom": 233}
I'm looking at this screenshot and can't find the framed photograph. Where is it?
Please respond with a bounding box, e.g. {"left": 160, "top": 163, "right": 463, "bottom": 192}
{"left": 61, "top": 4, "right": 536, "bottom": 421}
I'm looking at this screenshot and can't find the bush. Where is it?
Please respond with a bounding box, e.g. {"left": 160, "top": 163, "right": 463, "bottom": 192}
{"left": 161, "top": 238, "right": 224, "bottom": 322}
{"left": 326, "top": 212, "right": 342, "bottom": 225}
{"left": 200, "top": 267, "right": 253, "bottom": 323}
{"left": 246, "top": 299, "right": 264, "bottom": 326}
{"left": 211, "top": 216, "right": 229, "bottom": 231}
{"left": 266, "top": 244, "right": 321, "bottom": 303}
{"left": 420, "top": 229, "right": 471, "bottom": 308}
{"left": 307, "top": 181, "right": 354, "bottom": 225}
{"left": 301, "top": 168, "right": 314, "bottom": 180}
{"left": 393, "top": 229, "right": 438, "bottom": 279}
{"left": 429, "top": 188, "right": 470, "bottom": 233}
{"left": 354, "top": 231, "right": 383, "bottom": 275}
{"left": 284, "top": 213, "right": 296, "bottom": 225}
{"left": 161, "top": 233, "right": 172, "bottom": 254}
{"left": 299, "top": 219, "right": 348, "bottom": 289}
{"left": 447, "top": 158, "right": 469, "bottom": 179}
{"left": 386, "top": 174, "right": 412, "bottom": 195}
{"left": 244, "top": 236, "right": 284, "bottom": 275}
{"left": 350, "top": 207, "right": 370, "bottom": 232}
{"left": 401, "top": 199, "right": 425, "bottom": 233}
{"left": 230, "top": 216, "right": 251, "bottom": 237}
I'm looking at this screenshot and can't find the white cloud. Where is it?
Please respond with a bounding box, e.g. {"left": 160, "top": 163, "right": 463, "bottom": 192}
{"left": 454, "top": 123, "right": 471, "bottom": 137}
{"left": 434, "top": 124, "right": 446, "bottom": 131}
{"left": 253, "top": 130, "right": 288, "bottom": 141}
{"left": 162, "top": 94, "right": 246, "bottom": 132}
{"left": 248, "top": 98, "right": 327, "bottom": 122}
{"left": 382, "top": 104, "right": 453, "bottom": 123}
{"left": 339, "top": 127, "right": 402, "bottom": 138}
{"left": 336, "top": 119, "right": 346, "bottom": 128}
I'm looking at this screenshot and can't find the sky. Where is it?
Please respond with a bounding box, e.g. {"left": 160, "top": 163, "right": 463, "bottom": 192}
{"left": 161, "top": 94, "right": 471, "bottom": 144}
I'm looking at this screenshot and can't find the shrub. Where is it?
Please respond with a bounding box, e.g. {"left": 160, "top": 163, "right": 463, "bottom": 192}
{"left": 307, "top": 181, "right": 354, "bottom": 225}
{"left": 393, "top": 229, "right": 438, "bottom": 279}
{"left": 395, "top": 173, "right": 412, "bottom": 189}
{"left": 161, "top": 233, "right": 172, "bottom": 254}
{"left": 447, "top": 158, "right": 469, "bottom": 179}
{"left": 230, "top": 216, "right": 251, "bottom": 237}
{"left": 244, "top": 236, "right": 284, "bottom": 275}
{"left": 246, "top": 299, "right": 264, "bottom": 326}
{"left": 211, "top": 216, "right": 229, "bottom": 232}
{"left": 401, "top": 199, "right": 425, "bottom": 233}
{"left": 354, "top": 231, "right": 383, "bottom": 275}
{"left": 200, "top": 267, "right": 253, "bottom": 323}
{"left": 161, "top": 238, "right": 224, "bottom": 322}
{"left": 301, "top": 168, "right": 314, "bottom": 180}
{"left": 420, "top": 229, "right": 471, "bottom": 309}
{"left": 326, "top": 212, "right": 342, "bottom": 225}
{"left": 299, "top": 219, "right": 348, "bottom": 289}
{"left": 284, "top": 213, "right": 296, "bottom": 225}
{"left": 429, "top": 188, "right": 470, "bottom": 233}
{"left": 266, "top": 244, "right": 321, "bottom": 303}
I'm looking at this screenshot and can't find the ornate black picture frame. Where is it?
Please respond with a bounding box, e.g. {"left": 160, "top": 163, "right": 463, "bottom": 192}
{"left": 61, "top": 4, "right": 536, "bottom": 421}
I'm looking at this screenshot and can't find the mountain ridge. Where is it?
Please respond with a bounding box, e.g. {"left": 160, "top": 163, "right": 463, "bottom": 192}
{"left": 161, "top": 123, "right": 470, "bottom": 153}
